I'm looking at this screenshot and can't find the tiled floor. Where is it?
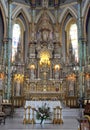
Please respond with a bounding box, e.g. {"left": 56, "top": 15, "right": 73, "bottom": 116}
{"left": 0, "top": 108, "right": 81, "bottom": 130}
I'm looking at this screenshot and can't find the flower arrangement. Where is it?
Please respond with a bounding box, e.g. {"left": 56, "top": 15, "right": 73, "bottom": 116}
{"left": 36, "top": 103, "right": 51, "bottom": 124}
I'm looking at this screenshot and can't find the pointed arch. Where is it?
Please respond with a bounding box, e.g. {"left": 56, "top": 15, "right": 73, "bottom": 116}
{"left": 12, "top": 6, "right": 31, "bottom": 61}
{"left": 0, "top": 1, "right": 7, "bottom": 37}
{"left": 82, "top": 0, "right": 90, "bottom": 17}
{"left": 12, "top": 5, "right": 31, "bottom": 23}
{"left": 13, "top": 18, "right": 25, "bottom": 31}
{"left": 35, "top": 10, "right": 56, "bottom": 24}
{"left": 0, "top": 0, "right": 8, "bottom": 17}
{"left": 12, "top": 6, "right": 30, "bottom": 44}
{"left": 59, "top": 7, "right": 77, "bottom": 62}
{"left": 83, "top": 1, "right": 90, "bottom": 39}
{"left": 12, "top": 20, "right": 24, "bottom": 40}
{"left": 59, "top": 6, "right": 77, "bottom": 24}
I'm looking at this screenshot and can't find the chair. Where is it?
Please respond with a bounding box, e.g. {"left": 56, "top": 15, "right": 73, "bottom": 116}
{"left": 0, "top": 90, "right": 6, "bottom": 124}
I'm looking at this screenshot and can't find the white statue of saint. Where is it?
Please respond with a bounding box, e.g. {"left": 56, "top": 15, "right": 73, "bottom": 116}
{"left": 31, "top": 68, "right": 35, "bottom": 79}
{"left": 42, "top": 30, "right": 49, "bottom": 41}
{"left": 16, "top": 82, "right": 21, "bottom": 96}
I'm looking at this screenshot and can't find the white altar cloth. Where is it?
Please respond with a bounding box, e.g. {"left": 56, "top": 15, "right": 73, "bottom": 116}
{"left": 25, "top": 100, "right": 62, "bottom": 110}
{"left": 24, "top": 100, "right": 62, "bottom": 123}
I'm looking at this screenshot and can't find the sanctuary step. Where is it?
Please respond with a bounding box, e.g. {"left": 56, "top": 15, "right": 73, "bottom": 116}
{"left": 14, "top": 108, "right": 83, "bottom": 119}
{"left": 62, "top": 108, "right": 84, "bottom": 118}
{"left": 13, "top": 107, "right": 24, "bottom": 118}
{"left": 13, "top": 107, "right": 83, "bottom": 125}
{"left": 23, "top": 100, "right": 83, "bottom": 124}
{"left": 12, "top": 101, "right": 84, "bottom": 124}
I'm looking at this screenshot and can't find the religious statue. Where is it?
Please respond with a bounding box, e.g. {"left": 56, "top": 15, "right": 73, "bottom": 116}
{"left": 16, "top": 81, "right": 21, "bottom": 96}
{"left": 42, "top": 29, "right": 49, "bottom": 41}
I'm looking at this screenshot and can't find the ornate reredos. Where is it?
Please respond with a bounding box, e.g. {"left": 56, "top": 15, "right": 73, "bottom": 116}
{"left": 37, "top": 45, "right": 52, "bottom": 66}
{"left": 37, "top": 11, "right": 53, "bottom": 31}
{"left": 36, "top": 11, "right": 54, "bottom": 43}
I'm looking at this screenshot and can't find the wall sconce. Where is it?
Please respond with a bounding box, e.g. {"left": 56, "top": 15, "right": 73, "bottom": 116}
{"left": 85, "top": 73, "right": 90, "bottom": 79}
{"left": 14, "top": 74, "right": 24, "bottom": 82}
{"left": 0, "top": 72, "right": 5, "bottom": 79}
{"left": 67, "top": 73, "right": 76, "bottom": 81}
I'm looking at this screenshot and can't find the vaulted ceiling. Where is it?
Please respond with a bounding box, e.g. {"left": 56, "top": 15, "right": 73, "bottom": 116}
{"left": 13, "top": 0, "right": 77, "bottom": 7}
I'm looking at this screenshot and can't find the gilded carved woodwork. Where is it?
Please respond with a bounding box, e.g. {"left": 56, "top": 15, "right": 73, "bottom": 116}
{"left": 24, "top": 10, "right": 64, "bottom": 100}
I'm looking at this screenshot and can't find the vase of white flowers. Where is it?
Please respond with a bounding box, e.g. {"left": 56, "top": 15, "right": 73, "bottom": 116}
{"left": 36, "top": 103, "right": 51, "bottom": 124}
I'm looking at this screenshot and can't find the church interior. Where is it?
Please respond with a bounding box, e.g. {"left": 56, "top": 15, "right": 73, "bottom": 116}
{"left": 0, "top": 0, "right": 90, "bottom": 129}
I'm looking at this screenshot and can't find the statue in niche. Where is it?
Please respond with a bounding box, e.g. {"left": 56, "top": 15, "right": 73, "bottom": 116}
{"left": 54, "top": 65, "right": 60, "bottom": 79}
{"left": 55, "top": 70, "right": 59, "bottom": 79}
{"left": 55, "top": 71, "right": 59, "bottom": 79}
{"left": 68, "top": 81, "right": 75, "bottom": 96}
{"left": 39, "top": 11, "right": 51, "bottom": 42}
{"left": 15, "top": 81, "right": 21, "bottom": 96}
{"left": 30, "top": 65, "right": 35, "bottom": 79}
{"left": 30, "top": 69, "right": 35, "bottom": 79}
{"left": 42, "top": 29, "right": 49, "bottom": 41}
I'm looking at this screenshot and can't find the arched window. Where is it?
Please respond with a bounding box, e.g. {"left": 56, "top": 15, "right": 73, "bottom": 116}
{"left": 12, "top": 23, "right": 21, "bottom": 62}
{"left": 69, "top": 23, "right": 78, "bottom": 62}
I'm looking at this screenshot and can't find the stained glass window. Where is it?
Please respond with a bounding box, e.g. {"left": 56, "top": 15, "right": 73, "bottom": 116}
{"left": 12, "top": 24, "right": 21, "bottom": 62}
{"left": 69, "top": 24, "right": 78, "bottom": 62}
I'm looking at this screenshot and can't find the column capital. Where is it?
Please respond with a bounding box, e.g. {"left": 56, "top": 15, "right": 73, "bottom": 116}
{"left": 77, "top": 0, "right": 82, "bottom": 4}
{"left": 8, "top": 0, "right": 13, "bottom": 4}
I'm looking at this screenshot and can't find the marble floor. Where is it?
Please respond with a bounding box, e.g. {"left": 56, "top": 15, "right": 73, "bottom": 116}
{"left": 0, "top": 108, "right": 81, "bottom": 130}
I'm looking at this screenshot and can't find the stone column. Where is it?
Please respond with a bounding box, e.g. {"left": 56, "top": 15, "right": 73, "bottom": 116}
{"left": 77, "top": 0, "right": 84, "bottom": 108}
{"left": 7, "top": 0, "right": 12, "bottom": 99}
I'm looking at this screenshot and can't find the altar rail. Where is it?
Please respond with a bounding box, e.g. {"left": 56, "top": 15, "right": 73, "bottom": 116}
{"left": 23, "top": 106, "right": 35, "bottom": 124}
{"left": 23, "top": 105, "right": 63, "bottom": 124}
{"left": 23, "top": 100, "right": 63, "bottom": 124}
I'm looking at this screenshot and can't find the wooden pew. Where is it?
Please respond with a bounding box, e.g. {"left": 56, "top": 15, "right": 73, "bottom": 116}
{"left": 0, "top": 111, "right": 6, "bottom": 124}
{"left": 0, "top": 90, "right": 6, "bottom": 124}
{"left": 84, "top": 103, "right": 90, "bottom": 116}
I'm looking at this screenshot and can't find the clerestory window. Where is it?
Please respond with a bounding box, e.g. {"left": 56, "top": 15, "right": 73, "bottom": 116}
{"left": 12, "top": 23, "right": 21, "bottom": 62}
{"left": 69, "top": 23, "right": 78, "bottom": 62}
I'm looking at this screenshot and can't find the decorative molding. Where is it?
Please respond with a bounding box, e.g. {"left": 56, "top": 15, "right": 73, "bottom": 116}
{"left": 59, "top": 6, "right": 77, "bottom": 24}
{"left": 35, "top": 10, "right": 56, "bottom": 24}
{"left": 0, "top": 1, "right": 7, "bottom": 37}
{"left": 12, "top": 5, "right": 31, "bottom": 23}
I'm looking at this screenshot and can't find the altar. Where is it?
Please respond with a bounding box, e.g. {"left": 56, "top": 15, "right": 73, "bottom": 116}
{"left": 23, "top": 100, "right": 63, "bottom": 124}
{"left": 25, "top": 100, "right": 62, "bottom": 110}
